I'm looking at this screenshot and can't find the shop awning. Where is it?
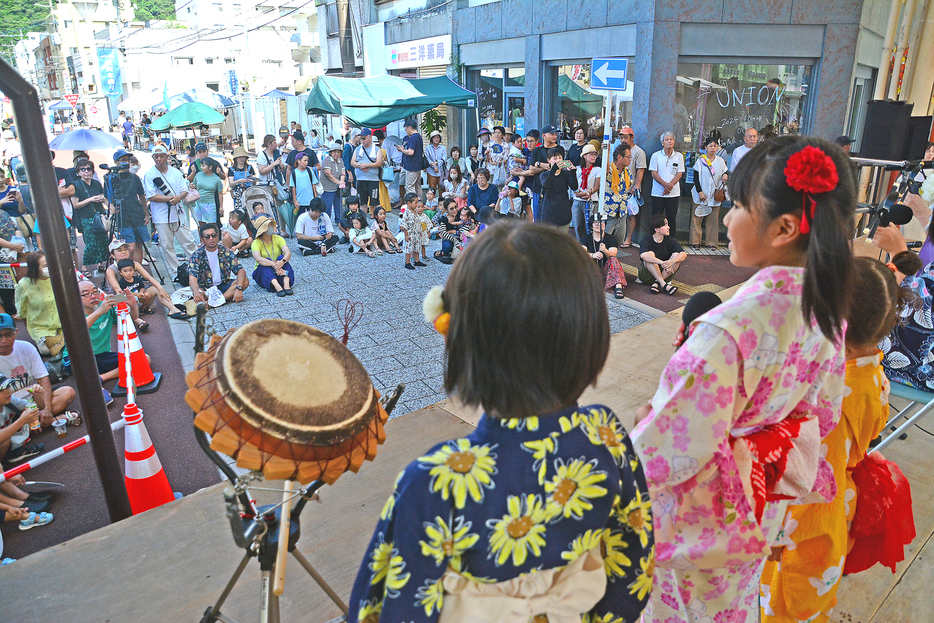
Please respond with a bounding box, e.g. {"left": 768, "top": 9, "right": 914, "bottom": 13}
{"left": 305, "top": 75, "right": 477, "bottom": 127}
{"left": 49, "top": 99, "right": 75, "bottom": 111}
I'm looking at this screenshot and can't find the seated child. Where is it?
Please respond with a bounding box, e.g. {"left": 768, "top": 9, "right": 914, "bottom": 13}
{"left": 371, "top": 206, "right": 401, "bottom": 254}
{"left": 424, "top": 188, "right": 439, "bottom": 219}
{"left": 105, "top": 239, "right": 181, "bottom": 322}
{"left": 349, "top": 221, "right": 653, "bottom": 623}
{"left": 116, "top": 258, "right": 178, "bottom": 318}
{"left": 222, "top": 209, "right": 254, "bottom": 258}
{"left": 348, "top": 214, "right": 378, "bottom": 257}
{"left": 338, "top": 195, "right": 365, "bottom": 243}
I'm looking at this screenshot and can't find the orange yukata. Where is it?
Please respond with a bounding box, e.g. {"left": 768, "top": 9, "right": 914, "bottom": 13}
{"left": 760, "top": 351, "right": 888, "bottom": 622}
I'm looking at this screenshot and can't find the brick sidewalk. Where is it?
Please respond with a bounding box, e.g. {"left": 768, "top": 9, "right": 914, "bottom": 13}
{"left": 175, "top": 214, "right": 656, "bottom": 416}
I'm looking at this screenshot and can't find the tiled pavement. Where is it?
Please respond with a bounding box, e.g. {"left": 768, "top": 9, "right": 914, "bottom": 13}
{"left": 167, "top": 213, "right": 657, "bottom": 417}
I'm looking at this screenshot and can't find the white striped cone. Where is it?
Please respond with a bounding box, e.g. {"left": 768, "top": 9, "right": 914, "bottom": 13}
{"left": 123, "top": 402, "right": 174, "bottom": 514}
{"left": 116, "top": 305, "right": 156, "bottom": 388}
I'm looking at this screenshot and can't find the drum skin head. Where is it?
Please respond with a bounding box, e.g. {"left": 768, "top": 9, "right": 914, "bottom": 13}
{"left": 216, "top": 319, "right": 375, "bottom": 446}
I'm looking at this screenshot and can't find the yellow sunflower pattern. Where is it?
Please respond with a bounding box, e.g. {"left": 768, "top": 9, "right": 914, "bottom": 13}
{"left": 419, "top": 515, "right": 480, "bottom": 568}
{"left": 487, "top": 494, "right": 550, "bottom": 566}
{"left": 419, "top": 438, "right": 498, "bottom": 509}
{"left": 349, "top": 406, "right": 654, "bottom": 623}
{"left": 544, "top": 458, "right": 609, "bottom": 520}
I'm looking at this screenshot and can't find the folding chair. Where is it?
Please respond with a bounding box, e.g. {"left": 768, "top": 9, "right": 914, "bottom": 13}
{"left": 872, "top": 380, "right": 934, "bottom": 453}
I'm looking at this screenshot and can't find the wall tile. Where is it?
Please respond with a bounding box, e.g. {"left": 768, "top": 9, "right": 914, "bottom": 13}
{"left": 452, "top": 7, "right": 477, "bottom": 46}
{"left": 655, "top": 0, "right": 722, "bottom": 22}
{"left": 722, "top": 0, "right": 793, "bottom": 23}
{"left": 501, "top": 0, "right": 534, "bottom": 39}
{"left": 607, "top": 0, "right": 654, "bottom": 26}
{"left": 792, "top": 0, "right": 862, "bottom": 24}
{"left": 566, "top": 0, "right": 609, "bottom": 31}
{"left": 809, "top": 23, "right": 860, "bottom": 139}
{"left": 524, "top": 35, "right": 542, "bottom": 129}
{"left": 532, "top": 0, "right": 568, "bottom": 35}
{"left": 632, "top": 20, "right": 679, "bottom": 154}
{"left": 474, "top": 2, "right": 503, "bottom": 42}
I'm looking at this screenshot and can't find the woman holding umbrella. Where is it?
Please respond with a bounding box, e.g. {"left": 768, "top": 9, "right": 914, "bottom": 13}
{"left": 71, "top": 158, "right": 110, "bottom": 274}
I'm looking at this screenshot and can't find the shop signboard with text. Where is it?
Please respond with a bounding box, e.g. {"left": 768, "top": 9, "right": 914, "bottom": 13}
{"left": 388, "top": 35, "right": 451, "bottom": 70}
{"left": 96, "top": 48, "right": 122, "bottom": 98}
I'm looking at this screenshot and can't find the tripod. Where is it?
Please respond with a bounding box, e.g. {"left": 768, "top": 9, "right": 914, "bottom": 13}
{"left": 105, "top": 172, "right": 165, "bottom": 284}
{"left": 193, "top": 383, "right": 404, "bottom": 623}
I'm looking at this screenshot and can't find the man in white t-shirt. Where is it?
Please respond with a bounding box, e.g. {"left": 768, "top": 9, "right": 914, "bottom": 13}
{"left": 296, "top": 198, "right": 337, "bottom": 256}
{"left": 648, "top": 131, "right": 685, "bottom": 236}
{"left": 0, "top": 315, "right": 76, "bottom": 428}
{"left": 143, "top": 144, "right": 197, "bottom": 275}
{"left": 729, "top": 127, "right": 759, "bottom": 170}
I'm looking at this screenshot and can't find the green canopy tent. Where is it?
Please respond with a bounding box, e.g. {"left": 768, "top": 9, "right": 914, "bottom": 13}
{"left": 150, "top": 102, "right": 225, "bottom": 131}
{"left": 304, "top": 75, "right": 477, "bottom": 127}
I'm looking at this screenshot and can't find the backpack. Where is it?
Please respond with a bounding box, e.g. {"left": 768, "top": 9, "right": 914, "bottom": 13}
{"left": 175, "top": 261, "right": 189, "bottom": 286}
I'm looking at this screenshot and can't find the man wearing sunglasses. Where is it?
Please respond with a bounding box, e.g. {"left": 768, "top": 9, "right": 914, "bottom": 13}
{"left": 188, "top": 222, "right": 249, "bottom": 305}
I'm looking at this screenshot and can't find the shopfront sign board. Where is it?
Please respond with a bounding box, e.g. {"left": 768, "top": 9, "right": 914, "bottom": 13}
{"left": 388, "top": 35, "right": 451, "bottom": 70}
{"left": 590, "top": 58, "right": 628, "bottom": 91}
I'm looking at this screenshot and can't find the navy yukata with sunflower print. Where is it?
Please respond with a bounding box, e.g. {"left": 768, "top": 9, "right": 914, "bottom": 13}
{"left": 349, "top": 405, "right": 655, "bottom": 623}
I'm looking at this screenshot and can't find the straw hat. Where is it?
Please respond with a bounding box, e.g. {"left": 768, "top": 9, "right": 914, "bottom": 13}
{"left": 581, "top": 144, "right": 598, "bottom": 156}
{"left": 232, "top": 146, "right": 250, "bottom": 160}
{"left": 254, "top": 215, "right": 275, "bottom": 237}
{"left": 588, "top": 139, "right": 601, "bottom": 151}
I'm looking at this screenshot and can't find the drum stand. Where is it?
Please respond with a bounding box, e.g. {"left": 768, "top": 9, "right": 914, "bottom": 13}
{"left": 194, "top": 384, "right": 405, "bottom": 623}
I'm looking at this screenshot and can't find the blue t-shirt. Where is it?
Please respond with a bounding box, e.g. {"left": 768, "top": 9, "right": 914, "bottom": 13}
{"left": 402, "top": 132, "right": 423, "bottom": 172}
{"left": 290, "top": 167, "right": 315, "bottom": 206}
{"left": 122, "top": 120, "right": 134, "bottom": 135}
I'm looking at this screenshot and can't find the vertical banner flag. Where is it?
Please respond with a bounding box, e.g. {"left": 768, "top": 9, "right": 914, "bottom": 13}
{"left": 97, "top": 48, "right": 122, "bottom": 97}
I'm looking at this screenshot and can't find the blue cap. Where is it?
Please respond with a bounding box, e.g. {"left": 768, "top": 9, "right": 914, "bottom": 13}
{"left": 359, "top": 128, "right": 372, "bottom": 137}
{"left": 541, "top": 125, "right": 557, "bottom": 135}
{"left": 0, "top": 314, "right": 14, "bottom": 331}
{"left": 112, "top": 149, "right": 131, "bottom": 162}
{"left": 194, "top": 142, "right": 207, "bottom": 152}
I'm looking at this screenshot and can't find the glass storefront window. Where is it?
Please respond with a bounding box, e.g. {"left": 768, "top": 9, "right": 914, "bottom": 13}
{"left": 552, "top": 64, "right": 633, "bottom": 142}
{"left": 478, "top": 68, "right": 525, "bottom": 132}
{"left": 676, "top": 62, "right": 812, "bottom": 150}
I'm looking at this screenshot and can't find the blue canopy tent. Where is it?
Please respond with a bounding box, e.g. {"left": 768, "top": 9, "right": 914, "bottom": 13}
{"left": 49, "top": 100, "right": 74, "bottom": 111}
{"left": 261, "top": 89, "right": 293, "bottom": 99}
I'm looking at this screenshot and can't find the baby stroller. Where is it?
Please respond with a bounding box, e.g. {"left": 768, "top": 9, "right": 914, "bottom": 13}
{"left": 242, "top": 185, "right": 284, "bottom": 235}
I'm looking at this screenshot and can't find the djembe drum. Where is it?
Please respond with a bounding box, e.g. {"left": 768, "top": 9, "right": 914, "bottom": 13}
{"left": 185, "top": 318, "right": 388, "bottom": 485}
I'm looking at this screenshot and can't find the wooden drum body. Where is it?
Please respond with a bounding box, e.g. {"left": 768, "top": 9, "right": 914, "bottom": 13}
{"left": 185, "top": 319, "right": 388, "bottom": 484}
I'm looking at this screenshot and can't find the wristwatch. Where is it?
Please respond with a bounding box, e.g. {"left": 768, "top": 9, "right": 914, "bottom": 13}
{"left": 235, "top": 286, "right": 243, "bottom": 291}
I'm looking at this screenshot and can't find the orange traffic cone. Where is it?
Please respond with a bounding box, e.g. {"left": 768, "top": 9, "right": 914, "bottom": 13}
{"left": 112, "top": 303, "right": 161, "bottom": 397}
{"left": 122, "top": 402, "right": 175, "bottom": 514}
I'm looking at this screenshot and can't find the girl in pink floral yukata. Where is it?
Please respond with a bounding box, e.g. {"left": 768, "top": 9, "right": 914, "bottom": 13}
{"left": 630, "top": 136, "right": 856, "bottom": 623}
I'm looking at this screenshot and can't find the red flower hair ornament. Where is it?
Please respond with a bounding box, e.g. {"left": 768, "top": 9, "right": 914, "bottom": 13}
{"left": 783, "top": 145, "right": 839, "bottom": 234}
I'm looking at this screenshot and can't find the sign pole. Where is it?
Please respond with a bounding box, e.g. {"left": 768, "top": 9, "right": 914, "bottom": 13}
{"left": 598, "top": 91, "right": 612, "bottom": 219}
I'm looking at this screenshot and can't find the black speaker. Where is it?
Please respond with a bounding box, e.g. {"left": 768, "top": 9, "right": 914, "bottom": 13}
{"left": 860, "top": 100, "right": 914, "bottom": 161}
{"left": 904, "top": 115, "right": 933, "bottom": 160}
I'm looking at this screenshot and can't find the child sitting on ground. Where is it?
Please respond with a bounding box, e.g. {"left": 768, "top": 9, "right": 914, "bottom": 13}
{"left": 338, "top": 195, "right": 366, "bottom": 244}
{"left": 349, "top": 221, "right": 653, "bottom": 623}
{"left": 424, "top": 188, "right": 439, "bottom": 219}
{"left": 371, "top": 206, "right": 401, "bottom": 254}
{"left": 349, "top": 214, "right": 378, "bottom": 257}
{"left": 116, "top": 258, "right": 178, "bottom": 318}
{"left": 105, "top": 239, "right": 180, "bottom": 322}
{"left": 222, "top": 209, "right": 254, "bottom": 258}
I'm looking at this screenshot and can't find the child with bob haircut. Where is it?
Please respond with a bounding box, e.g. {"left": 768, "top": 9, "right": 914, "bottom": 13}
{"left": 349, "top": 221, "right": 654, "bottom": 623}
{"left": 631, "top": 136, "right": 855, "bottom": 623}
{"left": 759, "top": 255, "right": 918, "bottom": 622}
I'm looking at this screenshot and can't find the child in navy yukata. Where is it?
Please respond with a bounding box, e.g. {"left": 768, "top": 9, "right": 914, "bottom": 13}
{"left": 350, "top": 221, "right": 654, "bottom": 623}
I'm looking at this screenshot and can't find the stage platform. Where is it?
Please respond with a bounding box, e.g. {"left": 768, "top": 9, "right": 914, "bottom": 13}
{"left": 0, "top": 297, "right": 930, "bottom": 622}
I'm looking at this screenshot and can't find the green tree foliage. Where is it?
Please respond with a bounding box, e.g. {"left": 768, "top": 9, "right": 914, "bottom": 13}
{"left": 134, "top": 0, "right": 177, "bottom": 21}
{"left": 0, "top": 0, "right": 51, "bottom": 62}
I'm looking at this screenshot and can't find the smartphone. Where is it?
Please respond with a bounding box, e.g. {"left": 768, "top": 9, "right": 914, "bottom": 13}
{"left": 110, "top": 293, "right": 128, "bottom": 303}
{"left": 557, "top": 160, "right": 574, "bottom": 169}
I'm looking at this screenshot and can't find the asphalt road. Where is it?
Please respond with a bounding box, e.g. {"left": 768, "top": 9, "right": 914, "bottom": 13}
{"left": 0, "top": 279, "right": 221, "bottom": 560}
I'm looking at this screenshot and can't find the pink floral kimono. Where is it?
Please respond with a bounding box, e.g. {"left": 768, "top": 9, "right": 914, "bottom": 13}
{"left": 631, "top": 266, "right": 846, "bottom": 623}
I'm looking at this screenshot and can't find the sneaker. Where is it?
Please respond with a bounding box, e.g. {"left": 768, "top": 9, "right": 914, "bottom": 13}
{"left": 152, "top": 232, "right": 160, "bottom": 245}
{"left": 348, "top": 246, "right": 354, "bottom": 254}
{"left": 404, "top": 263, "right": 415, "bottom": 270}
{"left": 1, "top": 558, "right": 15, "bottom": 565}
{"left": 301, "top": 248, "right": 314, "bottom": 256}
{"left": 414, "top": 261, "right": 427, "bottom": 267}
{"left": 6, "top": 443, "right": 44, "bottom": 464}
{"left": 102, "top": 387, "right": 114, "bottom": 406}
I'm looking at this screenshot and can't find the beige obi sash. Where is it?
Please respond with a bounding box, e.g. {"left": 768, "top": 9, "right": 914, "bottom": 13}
{"left": 438, "top": 546, "right": 606, "bottom": 623}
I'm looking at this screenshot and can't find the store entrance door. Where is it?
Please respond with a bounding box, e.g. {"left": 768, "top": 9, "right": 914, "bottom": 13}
{"left": 505, "top": 94, "right": 525, "bottom": 135}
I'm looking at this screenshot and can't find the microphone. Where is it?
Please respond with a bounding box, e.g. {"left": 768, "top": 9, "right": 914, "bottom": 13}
{"left": 679, "top": 292, "right": 722, "bottom": 349}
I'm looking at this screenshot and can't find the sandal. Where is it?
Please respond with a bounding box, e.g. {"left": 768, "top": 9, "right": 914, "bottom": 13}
{"left": 19, "top": 511, "right": 53, "bottom": 531}
{"left": 707, "top": 245, "right": 718, "bottom": 251}
{"left": 650, "top": 283, "right": 661, "bottom": 294}
{"left": 614, "top": 285, "right": 626, "bottom": 300}
{"left": 387, "top": 248, "right": 397, "bottom": 254}
{"left": 620, "top": 242, "right": 631, "bottom": 248}
{"left": 135, "top": 320, "right": 149, "bottom": 332}
{"left": 168, "top": 311, "right": 189, "bottom": 320}
{"left": 664, "top": 283, "right": 679, "bottom": 296}
{"left": 61, "top": 411, "right": 82, "bottom": 427}
{"left": 366, "top": 250, "right": 376, "bottom": 258}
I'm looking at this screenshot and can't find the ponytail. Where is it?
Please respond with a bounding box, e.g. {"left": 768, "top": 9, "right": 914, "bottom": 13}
{"left": 730, "top": 136, "right": 855, "bottom": 343}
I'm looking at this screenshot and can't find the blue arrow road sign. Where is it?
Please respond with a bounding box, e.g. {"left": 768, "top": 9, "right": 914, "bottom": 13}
{"left": 590, "top": 58, "right": 628, "bottom": 91}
